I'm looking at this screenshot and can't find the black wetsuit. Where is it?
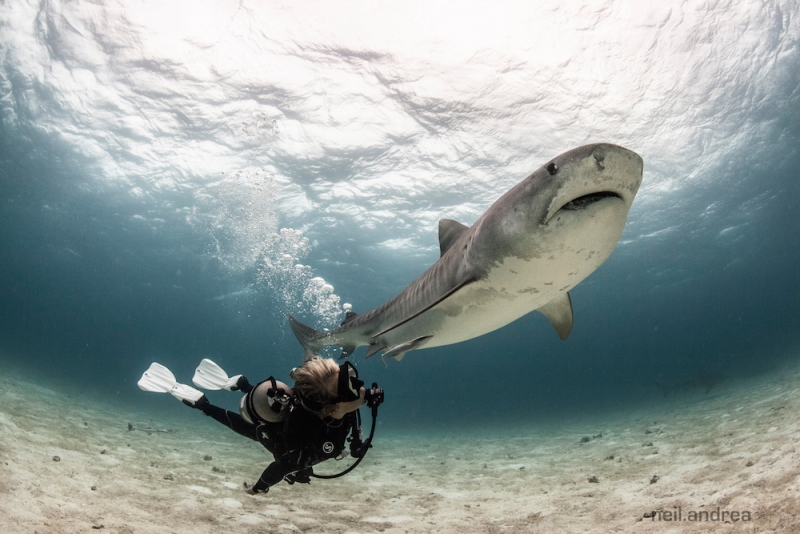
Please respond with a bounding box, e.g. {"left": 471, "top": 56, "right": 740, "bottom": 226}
{"left": 196, "top": 398, "right": 358, "bottom": 493}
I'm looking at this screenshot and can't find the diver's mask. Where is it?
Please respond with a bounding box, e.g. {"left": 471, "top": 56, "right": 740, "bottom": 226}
{"left": 334, "top": 361, "right": 364, "bottom": 403}
{"left": 290, "top": 361, "right": 364, "bottom": 412}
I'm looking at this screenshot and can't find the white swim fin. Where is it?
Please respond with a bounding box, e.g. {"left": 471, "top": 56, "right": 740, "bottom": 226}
{"left": 138, "top": 362, "right": 179, "bottom": 393}
{"left": 192, "top": 359, "right": 242, "bottom": 391}
{"left": 169, "top": 383, "right": 204, "bottom": 404}
{"left": 138, "top": 362, "right": 204, "bottom": 404}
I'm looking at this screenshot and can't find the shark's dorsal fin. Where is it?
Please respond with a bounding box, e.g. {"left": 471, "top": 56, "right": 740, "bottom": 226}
{"left": 438, "top": 219, "right": 469, "bottom": 257}
{"left": 340, "top": 311, "right": 359, "bottom": 326}
{"left": 537, "top": 292, "right": 574, "bottom": 340}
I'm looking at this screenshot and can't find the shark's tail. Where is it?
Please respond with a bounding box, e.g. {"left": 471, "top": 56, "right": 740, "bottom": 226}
{"left": 289, "top": 315, "right": 324, "bottom": 360}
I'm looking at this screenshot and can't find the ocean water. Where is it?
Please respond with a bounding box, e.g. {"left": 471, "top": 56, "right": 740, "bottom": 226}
{"left": 1, "top": 0, "right": 799, "bottom": 441}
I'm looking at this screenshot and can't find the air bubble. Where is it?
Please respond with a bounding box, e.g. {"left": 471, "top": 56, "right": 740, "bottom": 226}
{"left": 199, "top": 170, "right": 345, "bottom": 328}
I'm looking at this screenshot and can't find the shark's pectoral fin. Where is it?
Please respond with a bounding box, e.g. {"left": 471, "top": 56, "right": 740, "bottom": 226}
{"left": 381, "top": 335, "right": 433, "bottom": 363}
{"left": 438, "top": 219, "right": 469, "bottom": 256}
{"left": 537, "top": 292, "right": 574, "bottom": 340}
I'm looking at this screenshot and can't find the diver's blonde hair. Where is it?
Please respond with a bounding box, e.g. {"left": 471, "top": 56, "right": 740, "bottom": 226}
{"left": 292, "top": 357, "right": 339, "bottom": 414}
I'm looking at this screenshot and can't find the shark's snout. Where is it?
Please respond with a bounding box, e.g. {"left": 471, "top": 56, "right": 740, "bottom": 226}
{"left": 544, "top": 143, "right": 643, "bottom": 223}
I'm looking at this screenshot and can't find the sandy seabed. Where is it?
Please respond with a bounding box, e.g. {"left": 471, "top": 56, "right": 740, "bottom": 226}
{"left": 1, "top": 360, "right": 799, "bottom": 534}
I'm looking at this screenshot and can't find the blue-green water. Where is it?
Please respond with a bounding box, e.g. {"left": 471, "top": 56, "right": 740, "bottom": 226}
{"left": 1, "top": 0, "right": 798, "bottom": 435}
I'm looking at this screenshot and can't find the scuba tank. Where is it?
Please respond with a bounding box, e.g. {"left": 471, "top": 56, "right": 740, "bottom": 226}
{"left": 239, "top": 377, "right": 293, "bottom": 424}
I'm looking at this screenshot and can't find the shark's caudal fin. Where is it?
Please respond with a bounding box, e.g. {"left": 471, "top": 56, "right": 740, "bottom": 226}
{"left": 289, "top": 315, "right": 323, "bottom": 360}
{"left": 289, "top": 315, "right": 360, "bottom": 360}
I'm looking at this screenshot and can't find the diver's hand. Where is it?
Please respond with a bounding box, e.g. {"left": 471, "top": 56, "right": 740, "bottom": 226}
{"left": 329, "top": 387, "right": 366, "bottom": 419}
{"left": 351, "top": 437, "right": 372, "bottom": 458}
{"left": 284, "top": 467, "right": 313, "bottom": 485}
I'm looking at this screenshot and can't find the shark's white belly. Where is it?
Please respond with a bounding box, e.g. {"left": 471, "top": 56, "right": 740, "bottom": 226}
{"left": 393, "top": 201, "right": 628, "bottom": 349}
{"left": 425, "top": 256, "right": 582, "bottom": 347}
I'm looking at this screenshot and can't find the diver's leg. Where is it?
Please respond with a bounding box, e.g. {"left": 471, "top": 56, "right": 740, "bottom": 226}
{"left": 250, "top": 449, "right": 313, "bottom": 493}
{"left": 186, "top": 397, "right": 260, "bottom": 442}
{"left": 234, "top": 376, "right": 254, "bottom": 394}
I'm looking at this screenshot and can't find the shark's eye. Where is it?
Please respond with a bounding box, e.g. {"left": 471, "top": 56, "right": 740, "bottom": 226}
{"left": 547, "top": 163, "right": 558, "bottom": 176}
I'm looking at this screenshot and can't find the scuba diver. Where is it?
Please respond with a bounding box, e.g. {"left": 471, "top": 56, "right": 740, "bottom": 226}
{"left": 137, "top": 356, "right": 384, "bottom": 495}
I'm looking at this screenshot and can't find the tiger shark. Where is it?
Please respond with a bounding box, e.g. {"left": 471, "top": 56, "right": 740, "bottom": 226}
{"left": 290, "top": 143, "right": 643, "bottom": 363}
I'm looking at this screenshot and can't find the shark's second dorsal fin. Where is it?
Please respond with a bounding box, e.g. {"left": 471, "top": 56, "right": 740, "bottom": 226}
{"left": 537, "top": 292, "right": 574, "bottom": 340}
{"left": 438, "top": 219, "right": 469, "bottom": 257}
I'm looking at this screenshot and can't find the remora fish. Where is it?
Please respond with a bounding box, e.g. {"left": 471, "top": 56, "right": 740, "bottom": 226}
{"left": 127, "top": 422, "right": 175, "bottom": 435}
{"left": 290, "top": 143, "right": 643, "bottom": 363}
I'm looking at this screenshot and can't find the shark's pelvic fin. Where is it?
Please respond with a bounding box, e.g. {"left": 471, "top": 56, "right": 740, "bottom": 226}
{"left": 438, "top": 219, "right": 469, "bottom": 257}
{"left": 381, "top": 335, "right": 433, "bottom": 363}
{"left": 536, "top": 292, "right": 574, "bottom": 340}
{"left": 364, "top": 344, "right": 386, "bottom": 359}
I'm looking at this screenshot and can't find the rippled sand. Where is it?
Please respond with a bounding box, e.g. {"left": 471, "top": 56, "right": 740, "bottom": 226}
{"left": 1, "top": 360, "right": 799, "bottom": 533}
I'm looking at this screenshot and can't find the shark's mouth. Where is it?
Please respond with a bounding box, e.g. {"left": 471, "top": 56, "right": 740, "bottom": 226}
{"left": 560, "top": 191, "right": 621, "bottom": 211}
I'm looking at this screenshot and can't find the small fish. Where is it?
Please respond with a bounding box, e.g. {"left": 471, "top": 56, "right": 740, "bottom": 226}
{"left": 127, "top": 423, "right": 175, "bottom": 435}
